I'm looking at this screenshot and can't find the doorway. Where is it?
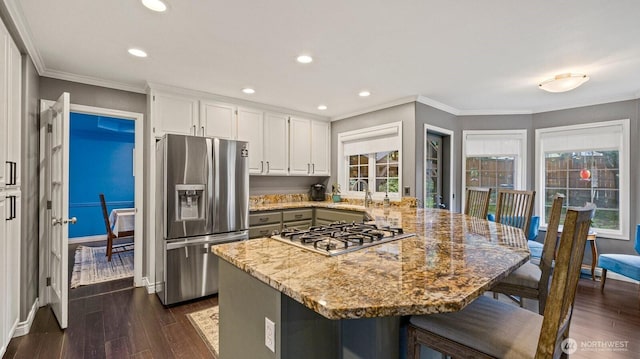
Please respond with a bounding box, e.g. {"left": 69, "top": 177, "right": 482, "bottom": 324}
{"left": 423, "top": 125, "right": 455, "bottom": 211}
{"left": 67, "top": 112, "right": 136, "bottom": 298}
{"left": 39, "top": 97, "right": 144, "bottom": 329}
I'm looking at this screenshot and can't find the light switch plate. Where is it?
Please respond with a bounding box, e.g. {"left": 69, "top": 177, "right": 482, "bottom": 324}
{"left": 265, "top": 317, "right": 275, "bottom": 352}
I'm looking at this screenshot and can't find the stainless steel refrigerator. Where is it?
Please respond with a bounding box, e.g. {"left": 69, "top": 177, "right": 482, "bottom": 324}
{"left": 155, "top": 134, "right": 249, "bottom": 305}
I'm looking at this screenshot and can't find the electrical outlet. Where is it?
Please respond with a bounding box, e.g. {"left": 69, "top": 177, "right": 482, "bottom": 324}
{"left": 265, "top": 317, "right": 275, "bottom": 352}
{"left": 404, "top": 186, "right": 411, "bottom": 196}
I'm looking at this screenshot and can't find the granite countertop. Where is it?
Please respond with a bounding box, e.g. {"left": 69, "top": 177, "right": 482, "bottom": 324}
{"left": 249, "top": 200, "right": 385, "bottom": 212}
{"left": 214, "top": 206, "right": 530, "bottom": 320}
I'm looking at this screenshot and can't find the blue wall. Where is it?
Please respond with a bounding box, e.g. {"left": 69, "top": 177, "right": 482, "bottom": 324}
{"left": 69, "top": 112, "right": 135, "bottom": 238}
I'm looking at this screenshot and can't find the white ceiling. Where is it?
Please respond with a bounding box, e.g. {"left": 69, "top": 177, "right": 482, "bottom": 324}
{"left": 6, "top": 0, "right": 640, "bottom": 119}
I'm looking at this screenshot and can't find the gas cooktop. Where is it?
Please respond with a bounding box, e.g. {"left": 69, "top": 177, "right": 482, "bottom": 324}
{"left": 271, "top": 221, "right": 415, "bottom": 256}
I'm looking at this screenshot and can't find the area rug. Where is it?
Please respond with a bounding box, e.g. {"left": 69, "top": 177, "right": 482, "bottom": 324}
{"left": 70, "top": 244, "right": 134, "bottom": 288}
{"left": 187, "top": 306, "right": 219, "bottom": 357}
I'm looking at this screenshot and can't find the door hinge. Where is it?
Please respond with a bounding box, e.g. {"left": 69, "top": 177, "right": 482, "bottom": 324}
{"left": 46, "top": 200, "right": 52, "bottom": 209}
{"left": 235, "top": 110, "right": 238, "bottom": 115}
{"left": 153, "top": 95, "right": 155, "bottom": 101}
{"left": 46, "top": 277, "right": 51, "bottom": 286}
{"left": 47, "top": 124, "right": 53, "bottom": 133}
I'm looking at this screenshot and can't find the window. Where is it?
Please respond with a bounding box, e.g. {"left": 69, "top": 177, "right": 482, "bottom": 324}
{"left": 338, "top": 122, "right": 402, "bottom": 200}
{"left": 348, "top": 151, "right": 399, "bottom": 194}
{"left": 465, "top": 156, "right": 516, "bottom": 213}
{"left": 536, "top": 120, "right": 629, "bottom": 238}
{"left": 462, "top": 130, "right": 527, "bottom": 213}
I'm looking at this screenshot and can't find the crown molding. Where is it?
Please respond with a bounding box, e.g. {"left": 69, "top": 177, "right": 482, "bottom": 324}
{"left": 531, "top": 93, "right": 639, "bottom": 114}
{"left": 457, "top": 109, "right": 534, "bottom": 116}
{"left": 147, "top": 82, "right": 330, "bottom": 121}
{"left": 3, "top": 0, "right": 45, "bottom": 74}
{"left": 415, "top": 95, "right": 461, "bottom": 115}
{"left": 43, "top": 69, "right": 146, "bottom": 94}
{"left": 331, "top": 96, "right": 420, "bottom": 121}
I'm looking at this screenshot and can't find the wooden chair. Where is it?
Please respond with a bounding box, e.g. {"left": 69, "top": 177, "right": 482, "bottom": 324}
{"left": 99, "top": 193, "right": 134, "bottom": 261}
{"left": 495, "top": 189, "right": 536, "bottom": 236}
{"left": 407, "top": 203, "right": 596, "bottom": 359}
{"left": 491, "top": 193, "right": 565, "bottom": 313}
{"left": 464, "top": 187, "right": 492, "bottom": 219}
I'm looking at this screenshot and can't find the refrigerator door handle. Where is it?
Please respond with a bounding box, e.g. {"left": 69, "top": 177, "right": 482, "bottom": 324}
{"left": 165, "top": 231, "right": 248, "bottom": 250}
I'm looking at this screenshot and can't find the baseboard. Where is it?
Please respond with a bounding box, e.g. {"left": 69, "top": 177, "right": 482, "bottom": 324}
{"left": 142, "top": 276, "right": 158, "bottom": 294}
{"left": 69, "top": 234, "right": 107, "bottom": 244}
{"left": 13, "top": 298, "right": 39, "bottom": 337}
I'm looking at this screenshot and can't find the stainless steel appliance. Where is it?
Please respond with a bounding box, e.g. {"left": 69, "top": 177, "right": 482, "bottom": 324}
{"left": 271, "top": 222, "right": 415, "bottom": 256}
{"left": 155, "top": 134, "right": 249, "bottom": 305}
{"left": 310, "top": 183, "right": 326, "bottom": 201}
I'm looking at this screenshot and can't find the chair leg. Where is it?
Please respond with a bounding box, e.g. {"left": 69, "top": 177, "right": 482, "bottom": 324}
{"left": 600, "top": 269, "right": 607, "bottom": 292}
{"left": 493, "top": 292, "right": 498, "bottom": 300}
{"left": 407, "top": 325, "right": 418, "bottom": 359}
{"left": 106, "top": 233, "right": 113, "bottom": 262}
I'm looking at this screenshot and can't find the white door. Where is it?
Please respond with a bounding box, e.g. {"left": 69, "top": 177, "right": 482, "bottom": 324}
{"left": 0, "top": 194, "right": 7, "bottom": 355}
{"left": 263, "top": 113, "right": 288, "bottom": 175}
{"left": 289, "top": 117, "right": 312, "bottom": 175}
{"left": 311, "top": 121, "right": 330, "bottom": 176}
{"left": 151, "top": 91, "right": 198, "bottom": 137}
{"left": 200, "top": 101, "right": 236, "bottom": 139}
{"left": 44, "top": 93, "right": 73, "bottom": 329}
{"left": 237, "top": 107, "right": 264, "bottom": 174}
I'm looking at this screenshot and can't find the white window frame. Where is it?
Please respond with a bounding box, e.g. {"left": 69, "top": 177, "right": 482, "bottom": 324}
{"left": 461, "top": 130, "right": 528, "bottom": 211}
{"left": 535, "top": 119, "right": 629, "bottom": 239}
{"left": 337, "top": 121, "right": 403, "bottom": 201}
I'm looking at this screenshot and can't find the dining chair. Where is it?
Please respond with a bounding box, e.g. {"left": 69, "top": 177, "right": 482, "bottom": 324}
{"left": 407, "top": 203, "right": 596, "bottom": 359}
{"left": 99, "top": 193, "right": 134, "bottom": 261}
{"left": 599, "top": 224, "right": 640, "bottom": 298}
{"left": 491, "top": 193, "right": 565, "bottom": 314}
{"left": 464, "top": 187, "right": 492, "bottom": 219}
{"left": 495, "top": 189, "right": 536, "bottom": 236}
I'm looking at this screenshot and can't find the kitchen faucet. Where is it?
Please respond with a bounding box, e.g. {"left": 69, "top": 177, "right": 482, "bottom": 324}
{"left": 352, "top": 179, "right": 373, "bottom": 208}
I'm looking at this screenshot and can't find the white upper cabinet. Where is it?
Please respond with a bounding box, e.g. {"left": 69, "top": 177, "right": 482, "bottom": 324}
{"left": 200, "top": 101, "right": 236, "bottom": 139}
{"left": 237, "top": 107, "right": 264, "bottom": 174}
{"left": 0, "top": 22, "right": 8, "bottom": 189}
{"left": 311, "top": 121, "right": 330, "bottom": 176}
{"left": 263, "top": 113, "right": 289, "bottom": 175}
{"left": 149, "top": 86, "right": 331, "bottom": 176}
{"left": 6, "top": 40, "right": 21, "bottom": 188}
{"left": 289, "top": 117, "right": 312, "bottom": 175}
{"left": 290, "top": 117, "right": 331, "bottom": 176}
{"left": 151, "top": 91, "right": 199, "bottom": 137}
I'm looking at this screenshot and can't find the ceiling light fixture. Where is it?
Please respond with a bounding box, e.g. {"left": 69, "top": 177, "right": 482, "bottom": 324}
{"left": 242, "top": 88, "right": 255, "bottom": 94}
{"left": 317, "top": 105, "right": 327, "bottom": 110}
{"left": 359, "top": 91, "right": 371, "bottom": 97}
{"left": 141, "top": 0, "right": 168, "bottom": 12}
{"left": 127, "top": 48, "right": 148, "bottom": 57}
{"left": 296, "top": 55, "right": 313, "bottom": 64}
{"left": 538, "top": 73, "right": 590, "bottom": 93}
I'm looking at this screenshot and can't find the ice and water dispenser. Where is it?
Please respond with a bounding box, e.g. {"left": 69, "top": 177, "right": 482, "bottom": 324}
{"left": 174, "top": 184, "right": 205, "bottom": 221}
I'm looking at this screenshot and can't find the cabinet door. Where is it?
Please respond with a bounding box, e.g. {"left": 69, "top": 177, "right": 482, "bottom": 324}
{"left": 152, "top": 92, "right": 198, "bottom": 137}
{"left": 0, "top": 194, "right": 7, "bottom": 354}
{"left": 6, "top": 40, "right": 21, "bottom": 188}
{"left": 4, "top": 192, "right": 19, "bottom": 340}
{"left": 263, "top": 113, "right": 289, "bottom": 175}
{"left": 0, "top": 23, "right": 8, "bottom": 189}
{"left": 237, "top": 107, "right": 264, "bottom": 174}
{"left": 311, "top": 121, "right": 330, "bottom": 176}
{"left": 289, "top": 117, "right": 312, "bottom": 175}
{"left": 200, "top": 101, "right": 236, "bottom": 139}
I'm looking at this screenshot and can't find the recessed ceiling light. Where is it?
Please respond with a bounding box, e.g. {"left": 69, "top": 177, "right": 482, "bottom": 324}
{"left": 539, "top": 73, "right": 590, "bottom": 93}
{"left": 141, "top": 0, "right": 167, "bottom": 12}
{"left": 127, "top": 48, "right": 148, "bottom": 58}
{"left": 297, "top": 55, "right": 313, "bottom": 64}
{"left": 317, "top": 105, "right": 327, "bottom": 110}
{"left": 242, "top": 88, "right": 255, "bottom": 94}
{"left": 359, "top": 91, "right": 371, "bottom": 97}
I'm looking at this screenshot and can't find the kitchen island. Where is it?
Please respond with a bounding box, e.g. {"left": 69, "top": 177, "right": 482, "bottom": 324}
{"left": 213, "top": 207, "right": 529, "bottom": 359}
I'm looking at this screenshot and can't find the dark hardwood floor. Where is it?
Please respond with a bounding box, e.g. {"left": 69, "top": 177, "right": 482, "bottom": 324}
{"left": 3, "top": 278, "right": 639, "bottom": 358}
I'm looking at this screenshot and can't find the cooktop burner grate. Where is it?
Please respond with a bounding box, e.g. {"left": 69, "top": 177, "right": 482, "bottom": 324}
{"left": 272, "top": 221, "right": 415, "bottom": 256}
